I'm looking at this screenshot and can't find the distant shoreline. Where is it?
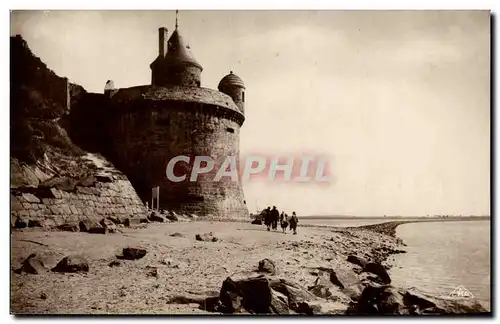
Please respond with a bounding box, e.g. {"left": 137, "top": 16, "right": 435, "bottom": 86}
{"left": 300, "top": 215, "right": 491, "bottom": 221}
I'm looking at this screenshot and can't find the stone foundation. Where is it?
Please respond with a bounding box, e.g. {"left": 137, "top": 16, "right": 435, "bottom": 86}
{"left": 11, "top": 175, "right": 147, "bottom": 229}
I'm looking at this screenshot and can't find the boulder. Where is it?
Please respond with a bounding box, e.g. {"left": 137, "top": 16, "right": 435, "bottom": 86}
{"left": 51, "top": 255, "right": 89, "bottom": 273}
{"left": 15, "top": 253, "right": 47, "bottom": 274}
{"left": 359, "top": 271, "right": 386, "bottom": 285}
{"left": 149, "top": 211, "right": 165, "bottom": 223}
{"left": 100, "top": 218, "right": 117, "bottom": 233}
{"left": 308, "top": 283, "right": 335, "bottom": 299}
{"left": 14, "top": 216, "right": 28, "bottom": 229}
{"left": 307, "top": 270, "right": 355, "bottom": 303}
{"left": 170, "top": 232, "right": 185, "bottom": 238}
{"left": 346, "top": 285, "right": 488, "bottom": 315}
{"left": 342, "top": 283, "right": 365, "bottom": 301}
{"left": 119, "top": 247, "right": 147, "bottom": 260}
{"left": 363, "top": 263, "right": 391, "bottom": 284}
{"left": 217, "top": 271, "right": 344, "bottom": 314}
{"left": 88, "top": 227, "right": 107, "bottom": 234}
{"left": 347, "top": 255, "right": 368, "bottom": 268}
{"left": 309, "top": 267, "right": 365, "bottom": 301}
{"left": 79, "top": 219, "right": 102, "bottom": 232}
{"left": 329, "top": 268, "right": 360, "bottom": 289}
{"left": 257, "top": 258, "right": 277, "bottom": 275}
{"left": 403, "top": 287, "right": 488, "bottom": 315}
{"left": 195, "top": 232, "right": 219, "bottom": 242}
{"left": 166, "top": 212, "right": 179, "bottom": 222}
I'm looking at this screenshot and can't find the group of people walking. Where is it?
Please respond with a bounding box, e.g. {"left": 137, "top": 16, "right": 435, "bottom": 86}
{"left": 261, "top": 206, "right": 299, "bottom": 234}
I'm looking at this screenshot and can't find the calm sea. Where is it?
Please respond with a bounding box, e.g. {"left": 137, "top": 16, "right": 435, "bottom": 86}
{"left": 389, "top": 221, "right": 491, "bottom": 310}
{"left": 300, "top": 218, "right": 491, "bottom": 310}
{"left": 299, "top": 217, "right": 399, "bottom": 228}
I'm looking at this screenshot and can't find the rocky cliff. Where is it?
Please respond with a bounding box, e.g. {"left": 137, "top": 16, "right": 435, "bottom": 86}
{"left": 10, "top": 35, "right": 147, "bottom": 229}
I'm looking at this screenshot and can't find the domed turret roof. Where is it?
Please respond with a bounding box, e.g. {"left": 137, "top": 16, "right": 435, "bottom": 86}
{"left": 218, "top": 71, "right": 245, "bottom": 89}
{"left": 165, "top": 28, "right": 202, "bottom": 69}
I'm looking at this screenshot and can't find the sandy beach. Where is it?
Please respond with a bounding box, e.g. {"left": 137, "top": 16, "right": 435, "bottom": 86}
{"left": 11, "top": 220, "right": 408, "bottom": 314}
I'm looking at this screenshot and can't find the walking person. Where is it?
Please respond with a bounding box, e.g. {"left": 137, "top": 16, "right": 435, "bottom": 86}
{"left": 280, "top": 212, "right": 289, "bottom": 233}
{"left": 263, "top": 207, "right": 271, "bottom": 231}
{"left": 289, "top": 211, "right": 299, "bottom": 235}
{"left": 271, "top": 206, "right": 279, "bottom": 231}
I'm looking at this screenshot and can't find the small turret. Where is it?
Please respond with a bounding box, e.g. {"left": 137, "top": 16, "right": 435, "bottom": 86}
{"left": 163, "top": 28, "right": 203, "bottom": 87}
{"left": 104, "top": 80, "right": 115, "bottom": 97}
{"left": 218, "top": 71, "right": 245, "bottom": 114}
{"left": 149, "top": 12, "right": 203, "bottom": 87}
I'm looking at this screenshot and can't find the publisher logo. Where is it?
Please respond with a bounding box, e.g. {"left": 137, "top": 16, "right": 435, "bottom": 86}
{"left": 164, "top": 154, "right": 331, "bottom": 184}
{"left": 449, "top": 285, "right": 474, "bottom": 299}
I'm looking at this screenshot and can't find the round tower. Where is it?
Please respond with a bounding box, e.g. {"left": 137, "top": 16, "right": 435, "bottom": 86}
{"left": 218, "top": 71, "right": 245, "bottom": 114}
{"left": 106, "top": 20, "right": 249, "bottom": 220}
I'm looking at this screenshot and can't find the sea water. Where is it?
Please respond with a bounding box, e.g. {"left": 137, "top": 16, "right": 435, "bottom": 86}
{"left": 389, "top": 221, "right": 491, "bottom": 310}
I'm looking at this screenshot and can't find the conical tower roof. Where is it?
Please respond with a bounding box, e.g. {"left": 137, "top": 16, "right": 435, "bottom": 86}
{"left": 165, "top": 28, "right": 202, "bottom": 70}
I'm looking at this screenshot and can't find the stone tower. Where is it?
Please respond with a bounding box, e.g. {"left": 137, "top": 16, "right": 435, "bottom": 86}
{"left": 105, "top": 20, "right": 249, "bottom": 220}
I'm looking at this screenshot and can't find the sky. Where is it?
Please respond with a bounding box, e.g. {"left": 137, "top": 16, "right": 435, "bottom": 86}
{"left": 10, "top": 10, "right": 490, "bottom": 216}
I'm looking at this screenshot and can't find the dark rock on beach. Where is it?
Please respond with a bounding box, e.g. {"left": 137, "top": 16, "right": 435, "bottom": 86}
{"left": 195, "top": 232, "right": 219, "bottom": 242}
{"left": 257, "top": 258, "right": 277, "bottom": 275}
{"left": 347, "top": 255, "right": 368, "bottom": 268}
{"left": 100, "top": 218, "right": 117, "bottom": 233}
{"left": 16, "top": 253, "right": 47, "bottom": 275}
{"left": 28, "top": 219, "right": 43, "bottom": 228}
{"left": 119, "top": 247, "right": 147, "bottom": 260}
{"left": 88, "top": 227, "right": 107, "bottom": 234}
{"left": 51, "top": 255, "right": 89, "bottom": 273}
{"left": 217, "top": 271, "right": 344, "bottom": 314}
{"left": 347, "top": 285, "right": 488, "bottom": 315}
{"left": 166, "top": 212, "right": 179, "bottom": 222}
{"left": 148, "top": 211, "right": 165, "bottom": 223}
{"left": 79, "top": 220, "right": 102, "bottom": 233}
{"left": 363, "top": 262, "right": 391, "bottom": 284}
{"left": 15, "top": 216, "right": 28, "bottom": 229}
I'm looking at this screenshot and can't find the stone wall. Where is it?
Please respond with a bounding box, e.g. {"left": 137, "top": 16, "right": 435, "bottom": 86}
{"left": 10, "top": 154, "right": 148, "bottom": 229}
{"left": 164, "top": 64, "right": 202, "bottom": 87}
{"left": 106, "top": 99, "right": 249, "bottom": 219}
{"left": 11, "top": 177, "right": 146, "bottom": 229}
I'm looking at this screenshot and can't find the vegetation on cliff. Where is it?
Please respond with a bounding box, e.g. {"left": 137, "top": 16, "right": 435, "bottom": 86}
{"left": 10, "top": 35, "right": 85, "bottom": 165}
